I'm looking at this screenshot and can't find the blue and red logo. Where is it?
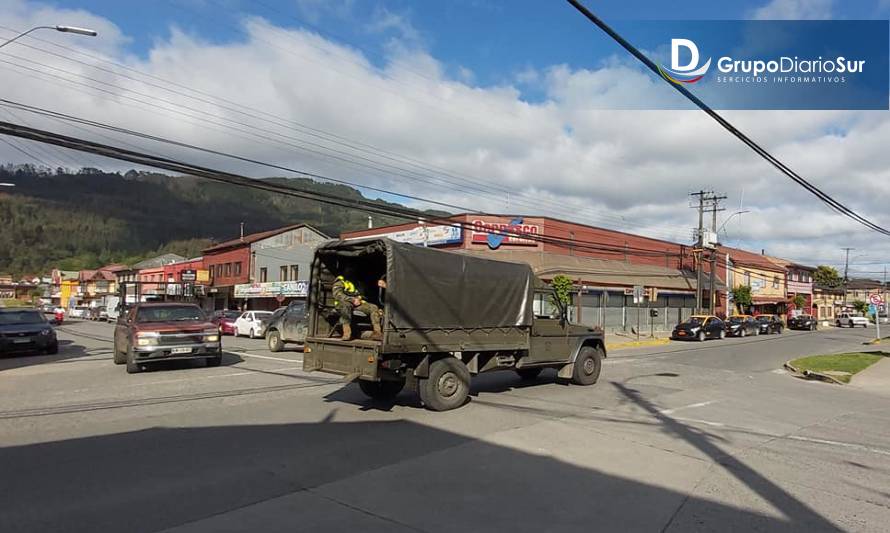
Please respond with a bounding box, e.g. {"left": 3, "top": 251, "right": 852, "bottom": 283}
{"left": 658, "top": 38, "right": 711, "bottom": 84}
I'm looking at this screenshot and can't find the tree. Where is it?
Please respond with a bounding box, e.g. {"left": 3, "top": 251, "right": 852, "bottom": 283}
{"left": 550, "top": 274, "right": 573, "bottom": 308}
{"left": 813, "top": 265, "right": 842, "bottom": 287}
{"left": 792, "top": 294, "right": 806, "bottom": 310}
{"left": 852, "top": 299, "right": 869, "bottom": 315}
{"left": 731, "top": 285, "right": 753, "bottom": 313}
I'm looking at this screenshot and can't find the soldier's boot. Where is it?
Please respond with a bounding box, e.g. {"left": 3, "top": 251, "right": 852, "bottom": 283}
{"left": 340, "top": 323, "right": 352, "bottom": 341}
{"left": 370, "top": 311, "right": 383, "bottom": 341}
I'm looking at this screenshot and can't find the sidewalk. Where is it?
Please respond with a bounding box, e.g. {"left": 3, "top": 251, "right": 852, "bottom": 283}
{"left": 849, "top": 356, "right": 890, "bottom": 394}
{"left": 605, "top": 331, "right": 672, "bottom": 351}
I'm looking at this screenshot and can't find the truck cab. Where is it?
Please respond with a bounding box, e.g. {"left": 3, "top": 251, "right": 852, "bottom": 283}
{"left": 302, "top": 238, "right": 605, "bottom": 411}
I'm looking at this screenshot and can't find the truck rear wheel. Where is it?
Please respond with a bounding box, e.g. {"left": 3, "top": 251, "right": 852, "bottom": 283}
{"left": 267, "top": 330, "right": 284, "bottom": 352}
{"left": 572, "top": 345, "right": 603, "bottom": 386}
{"left": 358, "top": 379, "right": 405, "bottom": 401}
{"left": 419, "top": 357, "right": 470, "bottom": 411}
{"left": 516, "top": 368, "right": 543, "bottom": 380}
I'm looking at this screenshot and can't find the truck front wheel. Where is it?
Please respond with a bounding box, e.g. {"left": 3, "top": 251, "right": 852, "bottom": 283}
{"left": 572, "top": 345, "right": 603, "bottom": 386}
{"left": 358, "top": 379, "right": 405, "bottom": 401}
{"left": 419, "top": 357, "right": 470, "bottom": 411}
{"left": 267, "top": 330, "right": 284, "bottom": 352}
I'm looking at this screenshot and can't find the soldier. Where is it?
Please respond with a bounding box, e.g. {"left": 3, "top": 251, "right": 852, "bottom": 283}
{"left": 332, "top": 274, "right": 383, "bottom": 341}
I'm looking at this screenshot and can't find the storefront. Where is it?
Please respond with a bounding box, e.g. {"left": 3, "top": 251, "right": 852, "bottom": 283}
{"left": 234, "top": 280, "right": 309, "bottom": 311}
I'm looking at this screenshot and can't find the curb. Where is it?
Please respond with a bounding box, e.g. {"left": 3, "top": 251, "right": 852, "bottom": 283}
{"left": 783, "top": 360, "right": 846, "bottom": 385}
{"left": 607, "top": 338, "right": 671, "bottom": 351}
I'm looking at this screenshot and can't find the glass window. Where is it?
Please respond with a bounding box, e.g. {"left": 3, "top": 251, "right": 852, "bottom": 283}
{"left": 280, "top": 265, "right": 288, "bottom": 281}
{"left": 290, "top": 265, "right": 299, "bottom": 281}
{"left": 260, "top": 267, "right": 268, "bottom": 283}
{"left": 773, "top": 276, "right": 780, "bottom": 289}
{"left": 234, "top": 262, "right": 242, "bottom": 276}
{"left": 224, "top": 263, "right": 232, "bottom": 277}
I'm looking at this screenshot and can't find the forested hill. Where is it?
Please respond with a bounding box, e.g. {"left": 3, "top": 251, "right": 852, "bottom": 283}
{"left": 0, "top": 165, "right": 433, "bottom": 275}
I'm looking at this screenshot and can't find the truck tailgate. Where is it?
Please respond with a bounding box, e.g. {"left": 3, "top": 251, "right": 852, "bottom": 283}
{"left": 303, "top": 337, "right": 380, "bottom": 379}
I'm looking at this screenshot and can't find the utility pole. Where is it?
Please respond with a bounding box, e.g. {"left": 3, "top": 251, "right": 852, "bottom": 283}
{"left": 690, "top": 191, "right": 707, "bottom": 314}
{"left": 842, "top": 247, "right": 854, "bottom": 307}
{"left": 707, "top": 194, "right": 727, "bottom": 315}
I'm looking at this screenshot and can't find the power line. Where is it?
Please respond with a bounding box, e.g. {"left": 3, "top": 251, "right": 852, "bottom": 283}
{"left": 565, "top": 0, "right": 890, "bottom": 238}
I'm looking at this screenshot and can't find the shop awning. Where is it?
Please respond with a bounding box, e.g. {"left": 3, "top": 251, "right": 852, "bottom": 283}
{"left": 751, "top": 296, "right": 785, "bottom": 304}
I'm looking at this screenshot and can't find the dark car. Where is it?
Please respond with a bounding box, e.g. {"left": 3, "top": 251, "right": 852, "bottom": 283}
{"left": 788, "top": 314, "right": 817, "bottom": 331}
{"left": 672, "top": 315, "right": 725, "bottom": 341}
{"left": 755, "top": 314, "right": 784, "bottom": 334}
{"left": 0, "top": 308, "right": 58, "bottom": 355}
{"left": 725, "top": 315, "right": 759, "bottom": 337}
{"left": 265, "top": 300, "right": 308, "bottom": 352}
{"left": 113, "top": 302, "right": 222, "bottom": 373}
{"left": 210, "top": 310, "right": 241, "bottom": 335}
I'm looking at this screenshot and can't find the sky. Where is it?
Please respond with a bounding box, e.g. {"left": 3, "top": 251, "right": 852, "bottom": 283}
{"left": 1, "top": 0, "right": 890, "bottom": 277}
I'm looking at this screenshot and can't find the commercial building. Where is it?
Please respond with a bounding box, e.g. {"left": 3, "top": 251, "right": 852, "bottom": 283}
{"left": 723, "top": 247, "right": 788, "bottom": 316}
{"left": 205, "top": 224, "right": 328, "bottom": 311}
{"left": 343, "top": 214, "right": 718, "bottom": 334}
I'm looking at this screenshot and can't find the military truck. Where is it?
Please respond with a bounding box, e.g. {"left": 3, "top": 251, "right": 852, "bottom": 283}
{"left": 302, "top": 238, "right": 606, "bottom": 411}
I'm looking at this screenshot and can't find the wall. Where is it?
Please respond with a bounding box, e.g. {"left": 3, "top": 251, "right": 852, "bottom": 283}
{"left": 251, "top": 227, "right": 326, "bottom": 283}
{"left": 205, "top": 247, "right": 250, "bottom": 287}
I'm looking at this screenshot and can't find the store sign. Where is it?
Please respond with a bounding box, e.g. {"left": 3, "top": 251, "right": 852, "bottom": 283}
{"left": 470, "top": 218, "right": 540, "bottom": 249}
{"left": 180, "top": 270, "right": 197, "bottom": 282}
{"left": 352, "top": 224, "right": 462, "bottom": 246}
{"left": 234, "top": 280, "right": 309, "bottom": 299}
{"left": 196, "top": 269, "right": 210, "bottom": 283}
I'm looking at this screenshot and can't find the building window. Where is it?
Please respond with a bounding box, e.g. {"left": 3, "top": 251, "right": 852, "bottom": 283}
{"left": 773, "top": 276, "right": 779, "bottom": 289}
{"left": 234, "top": 262, "right": 242, "bottom": 276}
{"left": 215, "top": 264, "right": 223, "bottom": 279}
{"left": 280, "top": 265, "right": 288, "bottom": 281}
{"left": 260, "top": 267, "right": 268, "bottom": 283}
{"left": 224, "top": 263, "right": 232, "bottom": 277}
{"left": 290, "top": 265, "right": 299, "bottom": 281}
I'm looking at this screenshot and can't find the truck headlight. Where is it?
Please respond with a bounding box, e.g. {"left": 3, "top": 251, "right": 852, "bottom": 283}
{"left": 39, "top": 328, "right": 53, "bottom": 336}
{"left": 136, "top": 331, "right": 160, "bottom": 346}
{"left": 204, "top": 329, "right": 220, "bottom": 342}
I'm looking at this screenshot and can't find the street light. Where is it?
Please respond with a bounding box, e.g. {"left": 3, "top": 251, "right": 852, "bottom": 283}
{"left": 717, "top": 210, "right": 751, "bottom": 235}
{"left": 0, "top": 25, "right": 97, "bottom": 50}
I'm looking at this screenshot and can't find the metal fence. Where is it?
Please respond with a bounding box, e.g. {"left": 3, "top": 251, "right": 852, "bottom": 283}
{"left": 575, "top": 290, "right": 696, "bottom": 334}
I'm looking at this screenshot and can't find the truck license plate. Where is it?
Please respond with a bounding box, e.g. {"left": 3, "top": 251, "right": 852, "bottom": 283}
{"left": 13, "top": 338, "right": 30, "bottom": 344}
{"left": 171, "top": 347, "right": 192, "bottom": 354}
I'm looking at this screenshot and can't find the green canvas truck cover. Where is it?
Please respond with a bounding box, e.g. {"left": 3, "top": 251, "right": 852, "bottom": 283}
{"left": 313, "top": 238, "right": 535, "bottom": 330}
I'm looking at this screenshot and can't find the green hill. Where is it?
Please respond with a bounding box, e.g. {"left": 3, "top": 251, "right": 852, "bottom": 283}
{"left": 0, "top": 164, "right": 439, "bottom": 275}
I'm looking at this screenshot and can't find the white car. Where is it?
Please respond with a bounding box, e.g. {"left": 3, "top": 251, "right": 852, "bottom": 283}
{"left": 233, "top": 311, "right": 274, "bottom": 338}
{"left": 68, "top": 306, "right": 89, "bottom": 319}
{"left": 836, "top": 313, "right": 870, "bottom": 328}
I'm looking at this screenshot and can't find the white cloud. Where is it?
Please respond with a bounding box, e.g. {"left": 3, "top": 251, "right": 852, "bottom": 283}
{"left": 1, "top": 0, "right": 888, "bottom": 266}
{"left": 751, "top": 0, "right": 834, "bottom": 20}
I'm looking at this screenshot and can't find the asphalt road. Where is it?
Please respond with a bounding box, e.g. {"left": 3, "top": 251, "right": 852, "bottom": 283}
{"left": 1, "top": 320, "right": 889, "bottom": 532}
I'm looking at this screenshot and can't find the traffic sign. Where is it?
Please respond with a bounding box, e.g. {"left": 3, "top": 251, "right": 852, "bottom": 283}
{"left": 869, "top": 294, "right": 884, "bottom": 305}
{"left": 633, "top": 285, "right": 645, "bottom": 304}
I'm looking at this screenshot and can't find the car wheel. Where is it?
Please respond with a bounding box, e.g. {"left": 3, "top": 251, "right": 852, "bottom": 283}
{"left": 358, "top": 379, "right": 405, "bottom": 401}
{"left": 249, "top": 327, "right": 257, "bottom": 339}
{"left": 719, "top": 330, "right": 726, "bottom": 340}
{"left": 45, "top": 342, "right": 59, "bottom": 355}
{"left": 267, "top": 330, "right": 284, "bottom": 352}
{"left": 740, "top": 329, "right": 746, "bottom": 338}
{"left": 125, "top": 348, "right": 143, "bottom": 374}
{"left": 516, "top": 367, "right": 544, "bottom": 381}
{"left": 113, "top": 342, "right": 126, "bottom": 365}
{"left": 571, "top": 345, "right": 603, "bottom": 386}
{"left": 419, "top": 357, "right": 471, "bottom": 411}
{"left": 206, "top": 353, "right": 222, "bottom": 367}
{"left": 698, "top": 331, "right": 706, "bottom": 342}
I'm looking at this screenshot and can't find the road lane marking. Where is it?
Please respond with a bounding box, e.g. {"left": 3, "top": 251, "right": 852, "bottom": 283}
{"left": 226, "top": 351, "right": 302, "bottom": 363}
{"left": 133, "top": 366, "right": 305, "bottom": 386}
{"left": 658, "top": 400, "right": 719, "bottom": 415}
{"left": 783, "top": 435, "right": 890, "bottom": 457}
{"left": 673, "top": 417, "right": 726, "bottom": 427}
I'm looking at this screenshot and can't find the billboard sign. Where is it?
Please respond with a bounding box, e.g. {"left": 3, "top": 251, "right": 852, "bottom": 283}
{"left": 350, "top": 224, "right": 462, "bottom": 246}
{"left": 234, "top": 280, "right": 309, "bottom": 299}
{"left": 470, "top": 218, "right": 540, "bottom": 249}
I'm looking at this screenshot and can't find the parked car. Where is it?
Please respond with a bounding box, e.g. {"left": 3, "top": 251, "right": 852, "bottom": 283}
{"left": 68, "top": 306, "right": 89, "bottom": 319}
{"left": 836, "top": 313, "right": 869, "bottom": 328}
{"left": 0, "top": 308, "right": 58, "bottom": 355}
{"left": 113, "top": 302, "right": 222, "bottom": 374}
{"left": 98, "top": 307, "right": 109, "bottom": 321}
{"left": 266, "top": 301, "right": 308, "bottom": 352}
{"left": 725, "top": 315, "right": 759, "bottom": 337}
{"left": 672, "top": 315, "right": 725, "bottom": 341}
{"left": 788, "top": 314, "right": 818, "bottom": 331}
{"left": 233, "top": 310, "right": 274, "bottom": 338}
{"left": 210, "top": 310, "right": 241, "bottom": 335}
{"left": 755, "top": 314, "right": 784, "bottom": 334}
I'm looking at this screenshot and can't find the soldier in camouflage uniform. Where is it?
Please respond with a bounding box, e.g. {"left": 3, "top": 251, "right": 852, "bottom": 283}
{"left": 332, "top": 275, "right": 383, "bottom": 341}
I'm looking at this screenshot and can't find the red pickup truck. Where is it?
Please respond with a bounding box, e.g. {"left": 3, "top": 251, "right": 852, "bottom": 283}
{"left": 113, "top": 302, "right": 222, "bottom": 374}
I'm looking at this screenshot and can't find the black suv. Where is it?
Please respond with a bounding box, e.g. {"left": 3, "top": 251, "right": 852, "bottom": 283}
{"left": 0, "top": 308, "right": 59, "bottom": 355}
{"left": 788, "top": 314, "right": 817, "bottom": 331}
{"left": 265, "top": 301, "right": 308, "bottom": 352}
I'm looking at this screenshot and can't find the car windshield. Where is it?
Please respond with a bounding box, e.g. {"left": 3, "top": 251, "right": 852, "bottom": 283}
{"left": 288, "top": 302, "right": 307, "bottom": 314}
{"left": 756, "top": 316, "right": 771, "bottom": 322}
{"left": 684, "top": 317, "right": 704, "bottom": 327}
{"left": 136, "top": 306, "right": 205, "bottom": 323}
{"left": 217, "top": 311, "right": 240, "bottom": 319}
{"left": 0, "top": 310, "right": 46, "bottom": 325}
{"left": 728, "top": 317, "right": 745, "bottom": 324}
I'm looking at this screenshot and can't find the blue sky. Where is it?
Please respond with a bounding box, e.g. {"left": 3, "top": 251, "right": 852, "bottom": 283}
{"left": 45, "top": 0, "right": 890, "bottom": 95}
